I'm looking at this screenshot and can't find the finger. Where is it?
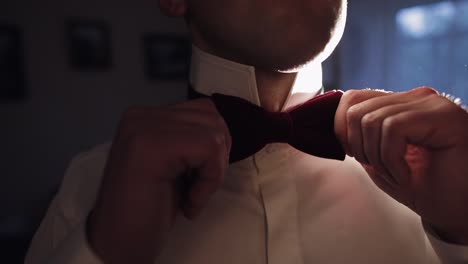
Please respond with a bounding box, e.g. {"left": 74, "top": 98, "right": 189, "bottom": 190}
{"left": 349, "top": 88, "right": 436, "bottom": 164}
{"left": 127, "top": 99, "right": 232, "bottom": 155}
{"left": 170, "top": 111, "right": 229, "bottom": 140}
{"left": 335, "top": 89, "right": 390, "bottom": 157}
{"left": 164, "top": 110, "right": 232, "bottom": 157}
{"left": 379, "top": 92, "right": 449, "bottom": 186}
{"left": 183, "top": 131, "right": 229, "bottom": 219}
{"left": 338, "top": 87, "right": 436, "bottom": 162}
{"left": 380, "top": 111, "right": 417, "bottom": 187}
{"left": 120, "top": 103, "right": 217, "bottom": 137}
{"left": 362, "top": 101, "right": 425, "bottom": 185}
{"left": 174, "top": 100, "right": 232, "bottom": 154}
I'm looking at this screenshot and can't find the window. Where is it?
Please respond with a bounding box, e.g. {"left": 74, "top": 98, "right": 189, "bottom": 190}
{"left": 336, "top": 0, "right": 468, "bottom": 104}
{"left": 393, "top": 0, "right": 468, "bottom": 101}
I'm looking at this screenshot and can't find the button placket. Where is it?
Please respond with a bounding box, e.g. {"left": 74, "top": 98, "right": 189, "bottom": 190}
{"left": 256, "top": 147, "right": 304, "bottom": 264}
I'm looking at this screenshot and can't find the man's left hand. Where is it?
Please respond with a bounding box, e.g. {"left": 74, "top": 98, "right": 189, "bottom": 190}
{"left": 334, "top": 87, "right": 468, "bottom": 244}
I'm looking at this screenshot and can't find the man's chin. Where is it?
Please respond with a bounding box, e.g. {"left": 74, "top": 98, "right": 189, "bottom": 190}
{"left": 268, "top": 50, "right": 325, "bottom": 74}
{"left": 275, "top": 63, "right": 313, "bottom": 74}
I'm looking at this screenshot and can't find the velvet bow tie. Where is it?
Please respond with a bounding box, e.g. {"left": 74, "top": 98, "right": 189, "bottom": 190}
{"left": 189, "top": 88, "right": 346, "bottom": 163}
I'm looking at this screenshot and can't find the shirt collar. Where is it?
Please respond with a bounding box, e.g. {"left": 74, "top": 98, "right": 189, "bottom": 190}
{"left": 189, "top": 46, "right": 324, "bottom": 111}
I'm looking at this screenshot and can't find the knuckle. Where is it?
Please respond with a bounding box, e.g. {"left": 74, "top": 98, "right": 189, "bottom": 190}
{"left": 342, "top": 89, "right": 361, "bottom": 105}
{"left": 212, "top": 131, "right": 226, "bottom": 147}
{"left": 214, "top": 114, "right": 228, "bottom": 132}
{"left": 361, "top": 113, "right": 378, "bottom": 130}
{"left": 412, "top": 86, "right": 438, "bottom": 96}
{"left": 346, "top": 105, "right": 362, "bottom": 122}
{"left": 203, "top": 130, "right": 225, "bottom": 150}
{"left": 213, "top": 133, "right": 230, "bottom": 157}
{"left": 382, "top": 115, "right": 401, "bottom": 134}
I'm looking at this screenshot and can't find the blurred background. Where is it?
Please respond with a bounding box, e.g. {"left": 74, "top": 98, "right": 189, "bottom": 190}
{"left": 0, "top": 0, "right": 467, "bottom": 262}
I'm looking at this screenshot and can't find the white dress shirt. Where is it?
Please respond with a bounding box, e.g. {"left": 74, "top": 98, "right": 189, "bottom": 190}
{"left": 25, "top": 47, "right": 468, "bottom": 264}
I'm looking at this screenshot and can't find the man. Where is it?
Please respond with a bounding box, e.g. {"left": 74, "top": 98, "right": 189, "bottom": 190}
{"left": 26, "top": 0, "right": 468, "bottom": 263}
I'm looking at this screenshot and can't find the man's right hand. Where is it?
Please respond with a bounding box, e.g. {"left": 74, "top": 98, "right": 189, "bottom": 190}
{"left": 86, "top": 98, "right": 232, "bottom": 264}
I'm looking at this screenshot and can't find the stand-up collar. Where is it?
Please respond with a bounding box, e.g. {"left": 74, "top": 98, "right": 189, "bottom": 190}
{"left": 189, "top": 46, "right": 324, "bottom": 111}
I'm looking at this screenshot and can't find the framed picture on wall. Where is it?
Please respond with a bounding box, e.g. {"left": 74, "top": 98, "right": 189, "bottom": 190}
{"left": 143, "top": 34, "right": 190, "bottom": 80}
{"left": 0, "top": 24, "right": 26, "bottom": 102}
{"left": 66, "top": 19, "right": 111, "bottom": 70}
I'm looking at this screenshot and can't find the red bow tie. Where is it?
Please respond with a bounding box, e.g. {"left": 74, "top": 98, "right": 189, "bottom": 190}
{"left": 189, "top": 89, "right": 346, "bottom": 163}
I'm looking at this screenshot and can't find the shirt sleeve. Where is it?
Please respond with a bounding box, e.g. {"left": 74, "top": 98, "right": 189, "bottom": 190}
{"left": 25, "top": 145, "right": 108, "bottom": 264}
{"left": 424, "top": 224, "right": 468, "bottom": 264}
{"left": 46, "top": 222, "right": 103, "bottom": 264}
{"left": 24, "top": 200, "right": 103, "bottom": 264}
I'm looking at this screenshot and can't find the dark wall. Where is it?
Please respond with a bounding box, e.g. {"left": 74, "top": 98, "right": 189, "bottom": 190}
{"left": 0, "top": 0, "right": 188, "bottom": 261}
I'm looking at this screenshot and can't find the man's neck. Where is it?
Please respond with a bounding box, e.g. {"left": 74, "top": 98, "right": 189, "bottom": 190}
{"left": 255, "top": 69, "right": 297, "bottom": 112}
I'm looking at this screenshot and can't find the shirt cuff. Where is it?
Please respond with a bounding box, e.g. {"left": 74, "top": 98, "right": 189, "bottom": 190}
{"left": 49, "top": 222, "right": 103, "bottom": 264}
{"left": 425, "top": 224, "right": 468, "bottom": 263}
